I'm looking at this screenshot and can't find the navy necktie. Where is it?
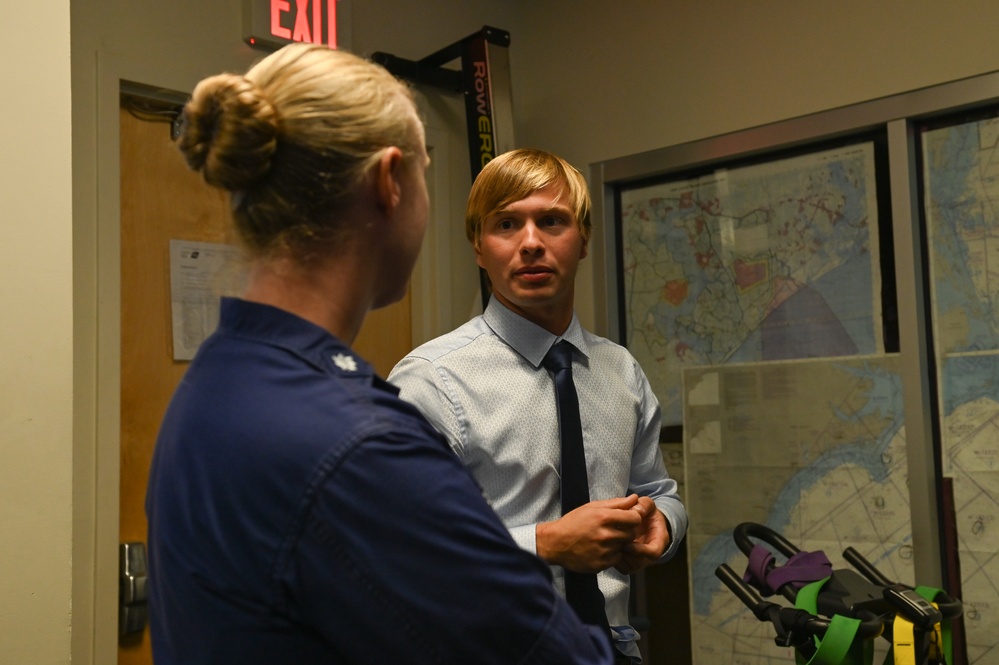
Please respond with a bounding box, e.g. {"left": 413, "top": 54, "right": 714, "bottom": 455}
{"left": 542, "top": 341, "right": 611, "bottom": 633}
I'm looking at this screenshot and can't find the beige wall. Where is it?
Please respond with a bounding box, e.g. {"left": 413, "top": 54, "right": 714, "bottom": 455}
{"left": 514, "top": 0, "right": 999, "bottom": 167}
{"left": 5, "top": 0, "right": 999, "bottom": 661}
{"left": 0, "top": 2, "right": 74, "bottom": 664}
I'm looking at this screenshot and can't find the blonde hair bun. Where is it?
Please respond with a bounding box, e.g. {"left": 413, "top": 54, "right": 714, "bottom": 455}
{"left": 174, "top": 43, "right": 417, "bottom": 259}
{"left": 177, "top": 73, "right": 280, "bottom": 192}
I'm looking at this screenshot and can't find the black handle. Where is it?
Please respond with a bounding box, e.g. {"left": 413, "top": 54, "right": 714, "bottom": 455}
{"left": 733, "top": 522, "right": 800, "bottom": 558}
{"left": 844, "top": 546, "right": 963, "bottom": 619}
{"left": 716, "top": 563, "right": 884, "bottom": 640}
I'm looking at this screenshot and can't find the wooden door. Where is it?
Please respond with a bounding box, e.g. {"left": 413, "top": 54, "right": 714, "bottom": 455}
{"left": 118, "top": 102, "right": 412, "bottom": 664}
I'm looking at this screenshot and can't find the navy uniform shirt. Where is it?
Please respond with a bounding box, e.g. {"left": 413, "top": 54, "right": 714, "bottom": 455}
{"left": 146, "top": 297, "right": 611, "bottom": 665}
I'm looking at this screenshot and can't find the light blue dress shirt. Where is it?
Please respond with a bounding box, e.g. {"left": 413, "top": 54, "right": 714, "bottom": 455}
{"left": 389, "top": 298, "right": 688, "bottom": 660}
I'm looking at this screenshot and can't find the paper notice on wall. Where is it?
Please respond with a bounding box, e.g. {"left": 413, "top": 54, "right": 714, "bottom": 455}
{"left": 169, "top": 239, "right": 246, "bottom": 361}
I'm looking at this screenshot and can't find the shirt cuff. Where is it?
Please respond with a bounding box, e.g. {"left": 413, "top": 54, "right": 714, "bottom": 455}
{"left": 507, "top": 523, "right": 538, "bottom": 555}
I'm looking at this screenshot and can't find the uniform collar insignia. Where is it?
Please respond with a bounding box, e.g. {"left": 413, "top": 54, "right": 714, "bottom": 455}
{"left": 332, "top": 353, "right": 358, "bottom": 372}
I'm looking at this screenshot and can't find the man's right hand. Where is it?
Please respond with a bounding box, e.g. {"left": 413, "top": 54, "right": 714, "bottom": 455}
{"left": 535, "top": 495, "right": 644, "bottom": 573}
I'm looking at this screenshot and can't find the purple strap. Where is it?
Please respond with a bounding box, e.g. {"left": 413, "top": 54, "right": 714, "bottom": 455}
{"left": 742, "top": 545, "right": 832, "bottom": 597}
{"left": 743, "top": 545, "right": 777, "bottom": 595}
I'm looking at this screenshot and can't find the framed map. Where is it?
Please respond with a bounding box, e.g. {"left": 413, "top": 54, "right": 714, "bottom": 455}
{"left": 921, "top": 108, "right": 999, "bottom": 663}
{"left": 684, "top": 355, "right": 911, "bottom": 665}
{"left": 590, "top": 69, "right": 999, "bottom": 665}
{"left": 617, "top": 138, "right": 892, "bottom": 429}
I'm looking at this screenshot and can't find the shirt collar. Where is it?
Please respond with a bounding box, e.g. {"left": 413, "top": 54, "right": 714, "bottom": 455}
{"left": 482, "top": 297, "right": 589, "bottom": 368}
{"left": 218, "top": 297, "right": 379, "bottom": 383}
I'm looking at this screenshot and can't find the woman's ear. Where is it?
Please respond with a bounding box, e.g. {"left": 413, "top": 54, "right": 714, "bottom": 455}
{"left": 374, "top": 146, "right": 405, "bottom": 213}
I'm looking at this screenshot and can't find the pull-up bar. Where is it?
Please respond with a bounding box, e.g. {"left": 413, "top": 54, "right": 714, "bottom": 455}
{"left": 373, "top": 26, "right": 515, "bottom": 307}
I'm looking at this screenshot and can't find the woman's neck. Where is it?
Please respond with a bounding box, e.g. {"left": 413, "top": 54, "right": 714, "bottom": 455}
{"left": 241, "top": 252, "right": 373, "bottom": 344}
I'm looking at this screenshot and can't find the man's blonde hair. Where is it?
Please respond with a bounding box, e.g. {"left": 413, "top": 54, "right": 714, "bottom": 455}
{"left": 465, "top": 148, "right": 591, "bottom": 249}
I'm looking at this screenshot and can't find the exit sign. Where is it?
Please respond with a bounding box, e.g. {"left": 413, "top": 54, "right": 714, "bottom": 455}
{"left": 243, "top": 0, "right": 350, "bottom": 51}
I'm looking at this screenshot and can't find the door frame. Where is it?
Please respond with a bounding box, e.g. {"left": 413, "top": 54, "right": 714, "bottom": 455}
{"left": 80, "top": 50, "right": 130, "bottom": 665}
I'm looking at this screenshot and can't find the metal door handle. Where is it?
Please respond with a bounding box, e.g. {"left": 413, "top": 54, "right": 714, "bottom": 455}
{"left": 119, "top": 542, "right": 148, "bottom": 636}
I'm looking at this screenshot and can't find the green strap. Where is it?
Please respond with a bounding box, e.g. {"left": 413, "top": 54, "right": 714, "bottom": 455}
{"left": 794, "top": 578, "right": 873, "bottom": 665}
{"left": 798, "top": 614, "right": 867, "bottom": 665}
{"left": 795, "top": 577, "right": 825, "bottom": 614}
{"left": 792, "top": 577, "right": 952, "bottom": 665}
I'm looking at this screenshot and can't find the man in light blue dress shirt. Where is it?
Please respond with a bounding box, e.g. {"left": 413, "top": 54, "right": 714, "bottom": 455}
{"left": 389, "top": 148, "right": 687, "bottom": 663}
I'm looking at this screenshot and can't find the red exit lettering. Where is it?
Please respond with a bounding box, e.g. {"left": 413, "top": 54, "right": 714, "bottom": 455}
{"left": 270, "top": 0, "right": 337, "bottom": 49}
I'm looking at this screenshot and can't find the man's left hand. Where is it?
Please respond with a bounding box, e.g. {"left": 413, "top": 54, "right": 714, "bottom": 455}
{"left": 614, "top": 497, "right": 669, "bottom": 574}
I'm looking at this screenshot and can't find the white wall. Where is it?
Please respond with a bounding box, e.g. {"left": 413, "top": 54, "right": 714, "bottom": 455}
{"left": 0, "top": 2, "right": 74, "bottom": 663}
{"left": 6, "top": 0, "right": 999, "bottom": 661}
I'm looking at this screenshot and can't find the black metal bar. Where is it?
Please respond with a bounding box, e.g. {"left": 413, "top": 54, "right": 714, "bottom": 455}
{"left": 370, "top": 52, "right": 462, "bottom": 92}
{"left": 733, "top": 522, "right": 801, "bottom": 559}
{"left": 372, "top": 26, "right": 510, "bottom": 94}
{"left": 843, "top": 546, "right": 895, "bottom": 587}
{"left": 372, "top": 27, "right": 513, "bottom": 311}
